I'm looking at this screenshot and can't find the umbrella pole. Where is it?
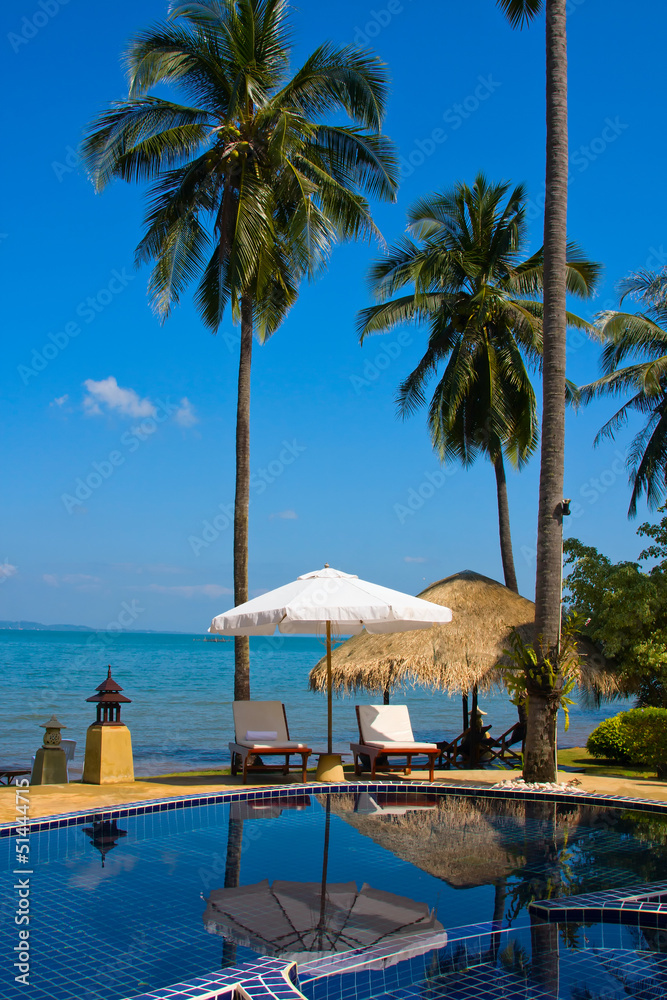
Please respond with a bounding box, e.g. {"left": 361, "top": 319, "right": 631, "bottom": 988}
{"left": 327, "top": 622, "right": 333, "bottom": 753}
{"left": 326, "top": 621, "right": 333, "bottom": 754}
{"left": 318, "top": 795, "right": 332, "bottom": 946}
{"left": 462, "top": 691, "right": 469, "bottom": 731}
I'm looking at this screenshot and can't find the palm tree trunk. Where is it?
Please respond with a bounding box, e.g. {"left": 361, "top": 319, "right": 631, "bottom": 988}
{"left": 493, "top": 454, "right": 519, "bottom": 594}
{"left": 528, "top": 0, "right": 568, "bottom": 782}
{"left": 525, "top": 691, "right": 558, "bottom": 781}
{"left": 233, "top": 295, "right": 252, "bottom": 701}
{"left": 221, "top": 814, "right": 244, "bottom": 966}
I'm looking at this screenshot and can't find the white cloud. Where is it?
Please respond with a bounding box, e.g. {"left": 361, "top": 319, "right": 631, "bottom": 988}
{"left": 404, "top": 556, "right": 427, "bottom": 563}
{"left": 269, "top": 509, "right": 298, "bottom": 520}
{"left": 62, "top": 574, "right": 102, "bottom": 586}
{"left": 51, "top": 394, "right": 69, "bottom": 408}
{"left": 0, "top": 562, "right": 17, "bottom": 581}
{"left": 139, "top": 583, "right": 232, "bottom": 599}
{"left": 112, "top": 562, "right": 189, "bottom": 575}
{"left": 43, "top": 573, "right": 102, "bottom": 591}
{"left": 83, "top": 376, "right": 156, "bottom": 419}
{"left": 174, "top": 397, "right": 198, "bottom": 427}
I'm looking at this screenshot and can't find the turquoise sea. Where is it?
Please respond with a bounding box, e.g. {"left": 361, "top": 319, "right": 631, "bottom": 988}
{"left": 1, "top": 631, "right": 631, "bottom": 775}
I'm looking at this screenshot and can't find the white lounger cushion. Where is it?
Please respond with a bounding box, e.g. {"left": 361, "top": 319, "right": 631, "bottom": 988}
{"left": 357, "top": 705, "right": 416, "bottom": 744}
{"left": 233, "top": 701, "right": 289, "bottom": 743}
{"left": 364, "top": 741, "right": 438, "bottom": 751}
{"left": 235, "top": 740, "right": 308, "bottom": 750}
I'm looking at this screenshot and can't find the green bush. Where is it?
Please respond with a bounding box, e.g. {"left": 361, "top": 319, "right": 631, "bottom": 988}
{"left": 618, "top": 707, "right": 667, "bottom": 778}
{"left": 586, "top": 716, "right": 633, "bottom": 762}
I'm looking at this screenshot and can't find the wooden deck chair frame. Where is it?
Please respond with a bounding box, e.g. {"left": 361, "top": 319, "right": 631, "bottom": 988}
{"left": 435, "top": 730, "right": 469, "bottom": 769}
{"left": 484, "top": 722, "right": 525, "bottom": 768}
{"left": 229, "top": 701, "right": 313, "bottom": 784}
{"left": 350, "top": 705, "right": 439, "bottom": 782}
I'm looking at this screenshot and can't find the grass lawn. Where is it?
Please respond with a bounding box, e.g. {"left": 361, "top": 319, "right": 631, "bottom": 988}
{"left": 558, "top": 747, "right": 659, "bottom": 781}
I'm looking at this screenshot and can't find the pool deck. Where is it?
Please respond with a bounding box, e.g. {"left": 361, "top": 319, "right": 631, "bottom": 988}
{"left": 3, "top": 766, "right": 667, "bottom": 824}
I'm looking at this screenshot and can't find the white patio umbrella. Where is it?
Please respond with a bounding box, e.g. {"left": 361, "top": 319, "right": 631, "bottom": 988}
{"left": 209, "top": 565, "right": 453, "bottom": 752}
{"left": 203, "top": 878, "right": 447, "bottom": 967}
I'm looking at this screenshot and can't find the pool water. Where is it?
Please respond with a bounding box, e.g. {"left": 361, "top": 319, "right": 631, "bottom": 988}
{"left": 2, "top": 791, "right": 667, "bottom": 1000}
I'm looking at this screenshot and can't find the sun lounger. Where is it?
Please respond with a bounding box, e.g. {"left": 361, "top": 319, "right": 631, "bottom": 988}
{"left": 0, "top": 767, "right": 31, "bottom": 786}
{"left": 351, "top": 705, "right": 439, "bottom": 781}
{"left": 229, "top": 701, "right": 312, "bottom": 783}
{"left": 485, "top": 722, "right": 525, "bottom": 767}
{"left": 435, "top": 730, "right": 469, "bottom": 769}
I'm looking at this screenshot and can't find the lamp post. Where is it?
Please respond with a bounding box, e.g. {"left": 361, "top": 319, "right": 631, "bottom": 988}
{"left": 31, "top": 715, "right": 68, "bottom": 785}
{"left": 82, "top": 666, "right": 134, "bottom": 784}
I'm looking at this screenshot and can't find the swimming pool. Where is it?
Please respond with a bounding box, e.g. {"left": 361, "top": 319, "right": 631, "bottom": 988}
{"left": 2, "top": 786, "right": 667, "bottom": 1000}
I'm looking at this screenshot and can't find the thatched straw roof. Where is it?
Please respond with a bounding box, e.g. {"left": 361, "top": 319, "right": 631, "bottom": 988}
{"left": 322, "top": 793, "right": 601, "bottom": 889}
{"left": 309, "top": 570, "right": 616, "bottom": 698}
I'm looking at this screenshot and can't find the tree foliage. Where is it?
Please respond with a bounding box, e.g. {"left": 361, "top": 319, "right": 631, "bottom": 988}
{"left": 578, "top": 267, "right": 667, "bottom": 516}
{"left": 82, "top": 0, "right": 398, "bottom": 335}
{"left": 564, "top": 510, "right": 667, "bottom": 707}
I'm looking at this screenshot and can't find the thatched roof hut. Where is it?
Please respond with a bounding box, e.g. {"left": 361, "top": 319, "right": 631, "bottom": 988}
{"left": 309, "top": 570, "right": 615, "bottom": 700}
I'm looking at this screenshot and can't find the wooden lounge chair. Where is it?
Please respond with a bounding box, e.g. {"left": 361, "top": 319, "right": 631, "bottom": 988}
{"left": 351, "top": 705, "right": 439, "bottom": 782}
{"left": 0, "top": 767, "right": 31, "bottom": 786}
{"left": 229, "top": 701, "right": 312, "bottom": 784}
{"left": 435, "top": 730, "right": 469, "bottom": 769}
{"left": 485, "top": 722, "right": 525, "bottom": 767}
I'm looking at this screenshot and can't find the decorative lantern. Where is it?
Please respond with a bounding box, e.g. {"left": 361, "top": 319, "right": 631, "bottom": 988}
{"left": 85, "top": 666, "right": 131, "bottom": 724}
{"left": 82, "top": 666, "right": 134, "bottom": 785}
{"left": 82, "top": 820, "right": 127, "bottom": 867}
{"left": 31, "top": 716, "right": 68, "bottom": 785}
{"left": 40, "top": 715, "right": 66, "bottom": 747}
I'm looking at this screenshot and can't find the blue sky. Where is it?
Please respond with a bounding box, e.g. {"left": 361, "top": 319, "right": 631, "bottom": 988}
{"left": 1, "top": 0, "right": 665, "bottom": 632}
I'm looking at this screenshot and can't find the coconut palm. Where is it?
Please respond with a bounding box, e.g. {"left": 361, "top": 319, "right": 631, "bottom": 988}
{"left": 358, "top": 175, "right": 599, "bottom": 594}
{"left": 81, "top": 0, "right": 397, "bottom": 700}
{"left": 497, "top": 0, "right": 570, "bottom": 782}
{"left": 579, "top": 268, "right": 667, "bottom": 517}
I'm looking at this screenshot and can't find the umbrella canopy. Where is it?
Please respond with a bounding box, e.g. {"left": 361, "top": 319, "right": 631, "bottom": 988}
{"left": 309, "top": 570, "right": 616, "bottom": 700}
{"left": 210, "top": 565, "right": 452, "bottom": 752}
{"left": 210, "top": 566, "right": 453, "bottom": 636}
{"left": 202, "top": 879, "right": 447, "bottom": 967}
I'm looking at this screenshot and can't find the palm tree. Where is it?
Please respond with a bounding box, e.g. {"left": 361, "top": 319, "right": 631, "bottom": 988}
{"left": 81, "top": 0, "right": 397, "bottom": 700}
{"left": 358, "top": 175, "right": 598, "bottom": 594}
{"left": 497, "top": 0, "right": 570, "bottom": 781}
{"left": 579, "top": 268, "right": 667, "bottom": 516}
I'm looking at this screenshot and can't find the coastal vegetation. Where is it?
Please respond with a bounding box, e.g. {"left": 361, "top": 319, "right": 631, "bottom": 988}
{"left": 77, "top": 0, "right": 666, "bottom": 780}
{"left": 586, "top": 708, "right": 667, "bottom": 778}
{"left": 358, "top": 174, "right": 599, "bottom": 595}
{"left": 578, "top": 267, "right": 667, "bottom": 516}
{"left": 565, "top": 508, "right": 667, "bottom": 708}
{"left": 81, "top": 0, "right": 397, "bottom": 700}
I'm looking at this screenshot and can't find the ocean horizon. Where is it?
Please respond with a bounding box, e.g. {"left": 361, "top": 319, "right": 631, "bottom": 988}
{"left": 2, "top": 630, "right": 629, "bottom": 775}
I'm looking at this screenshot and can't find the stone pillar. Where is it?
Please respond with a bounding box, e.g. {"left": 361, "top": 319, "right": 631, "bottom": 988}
{"left": 31, "top": 715, "right": 68, "bottom": 785}
{"left": 82, "top": 724, "right": 134, "bottom": 784}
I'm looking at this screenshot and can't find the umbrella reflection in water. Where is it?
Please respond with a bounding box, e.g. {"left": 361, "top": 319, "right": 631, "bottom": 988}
{"left": 203, "top": 798, "right": 446, "bottom": 968}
